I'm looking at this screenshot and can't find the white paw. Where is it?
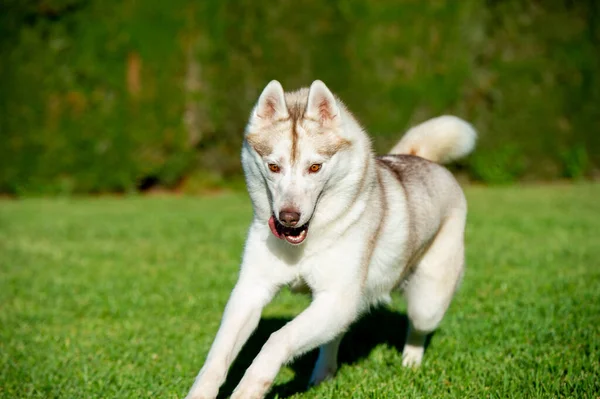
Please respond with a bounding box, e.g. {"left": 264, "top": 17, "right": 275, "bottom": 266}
{"left": 185, "top": 394, "right": 214, "bottom": 399}
{"left": 186, "top": 367, "right": 224, "bottom": 399}
{"left": 185, "top": 382, "right": 219, "bottom": 399}
{"left": 401, "top": 344, "right": 424, "bottom": 368}
{"left": 231, "top": 375, "right": 272, "bottom": 399}
{"left": 185, "top": 390, "right": 216, "bottom": 399}
{"left": 230, "top": 384, "right": 269, "bottom": 399}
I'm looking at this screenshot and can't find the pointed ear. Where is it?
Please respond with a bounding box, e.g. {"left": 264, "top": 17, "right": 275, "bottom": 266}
{"left": 253, "top": 80, "right": 288, "bottom": 121}
{"left": 305, "top": 80, "right": 339, "bottom": 122}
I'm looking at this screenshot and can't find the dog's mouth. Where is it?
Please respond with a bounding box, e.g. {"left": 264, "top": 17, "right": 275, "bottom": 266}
{"left": 268, "top": 216, "right": 309, "bottom": 245}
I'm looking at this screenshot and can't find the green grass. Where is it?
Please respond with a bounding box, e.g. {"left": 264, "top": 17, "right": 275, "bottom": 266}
{"left": 1, "top": 184, "right": 599, "bottom": 398}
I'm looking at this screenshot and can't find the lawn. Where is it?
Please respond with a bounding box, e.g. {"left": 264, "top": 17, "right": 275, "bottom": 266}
{"left": 1, "top": 184, "right": 599, "bottom": 398}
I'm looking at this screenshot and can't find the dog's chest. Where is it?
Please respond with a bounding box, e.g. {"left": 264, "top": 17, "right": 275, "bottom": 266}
{"left": 288, "top": 277, "right": 312, "bottom": 294}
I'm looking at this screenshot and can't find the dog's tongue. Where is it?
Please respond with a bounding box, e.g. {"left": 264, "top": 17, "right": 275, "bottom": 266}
{"left": 268, "top": 216, "right": 284, "bottom": 239}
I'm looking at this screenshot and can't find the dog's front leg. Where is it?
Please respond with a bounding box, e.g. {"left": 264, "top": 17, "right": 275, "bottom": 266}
{"left": 230, "top": 288, "right": 361, "bottom": 399}
{"left": 185, "top": 235, "right": 286, "bottom": 399}
{"left": 185, "top": 277, "right": 275, "bottom": 399}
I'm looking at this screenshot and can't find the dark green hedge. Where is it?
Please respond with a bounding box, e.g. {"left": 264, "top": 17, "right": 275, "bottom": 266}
{"left": 1, "top": 0, "right": 599, "bottom": 194}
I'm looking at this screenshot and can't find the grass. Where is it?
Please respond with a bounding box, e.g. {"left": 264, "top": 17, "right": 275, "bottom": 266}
{"left": 1, "top": 184, "right": 599, "bottom": 398}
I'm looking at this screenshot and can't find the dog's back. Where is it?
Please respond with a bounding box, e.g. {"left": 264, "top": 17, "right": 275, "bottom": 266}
{"left": 362, "top": 115, "right": 474, "bottom": 313}
{"left": 360, "top": 116, "right": 475, "bottom": 367}
{"left": 382, "top": 114, "right": 476, "bottom": 252}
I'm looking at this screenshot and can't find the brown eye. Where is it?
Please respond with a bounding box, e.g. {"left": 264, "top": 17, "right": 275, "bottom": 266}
{"left": 268, "top": 164, "right": 280, "bottom": 173}
{"left": 309, "top": 164, "right": 322, "bottom": 173}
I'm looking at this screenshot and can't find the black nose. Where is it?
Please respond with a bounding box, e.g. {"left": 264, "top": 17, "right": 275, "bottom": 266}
{"left": 279, "top": 209, "right": 301, "bottom": 227}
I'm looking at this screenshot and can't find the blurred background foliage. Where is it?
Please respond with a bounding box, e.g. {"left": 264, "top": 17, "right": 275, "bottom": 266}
{"left": 1, "top": 0, "right": 599, "bottom": 195}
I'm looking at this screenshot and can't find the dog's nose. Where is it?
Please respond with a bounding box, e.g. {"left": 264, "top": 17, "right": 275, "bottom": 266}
{"left": 279, "top": 209, "right": 301, "bottom": 227}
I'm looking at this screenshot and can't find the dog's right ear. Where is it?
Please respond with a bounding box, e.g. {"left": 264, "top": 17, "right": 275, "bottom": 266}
{"left": 252, "top": 80, "right": 288, "bottom": 122}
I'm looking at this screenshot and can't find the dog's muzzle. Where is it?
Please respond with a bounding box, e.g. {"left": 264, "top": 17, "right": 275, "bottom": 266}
{"left": 268, "top": 215, "right": 309, "bottom": 245}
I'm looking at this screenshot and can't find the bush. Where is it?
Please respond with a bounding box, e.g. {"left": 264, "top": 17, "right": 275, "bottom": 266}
{"left": 560, "top": 145, "right": 590, "bottom": 180}
{"left": 1, "top": 0, "right": 599, "bottom": 194}
{"left": 471, "top": 146, "right": 525, "bottom": 184}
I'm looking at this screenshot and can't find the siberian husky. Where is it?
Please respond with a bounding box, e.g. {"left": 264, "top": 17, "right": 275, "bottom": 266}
{"left": 186, "top": 80, "right": 477, "bottom": 399}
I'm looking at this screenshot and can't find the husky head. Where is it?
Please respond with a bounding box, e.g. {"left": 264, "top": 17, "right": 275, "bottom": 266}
{"left": 242, "top": 80, "right": 353, "bottom": 245}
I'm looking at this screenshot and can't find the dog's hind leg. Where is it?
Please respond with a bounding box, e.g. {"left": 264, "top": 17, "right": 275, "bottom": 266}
{"left": 309, "top": 334, "right": 344, "bottom": 386}
{"left": 402, "top": 213, "right": 465, "bottom": 367}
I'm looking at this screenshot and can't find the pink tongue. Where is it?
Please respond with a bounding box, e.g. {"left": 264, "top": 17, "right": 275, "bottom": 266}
{"left": 268, "top": 216, "right": 284, "bottom": 239}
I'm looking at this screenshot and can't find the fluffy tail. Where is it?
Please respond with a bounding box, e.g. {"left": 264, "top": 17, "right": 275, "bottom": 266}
{"left": 389, "top": 115, "right": 477, "bottom": 164}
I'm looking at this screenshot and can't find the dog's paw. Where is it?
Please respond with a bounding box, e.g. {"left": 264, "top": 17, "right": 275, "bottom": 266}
{"left": 184, "top": 390, "right": 216, "bottom": 399}
{"left": 231, "top": 375, "right": 272, "bottom": 399}
{"left": 230, "top": 384, "right": 269, "bottom": 399}
{"left": 185, "top": 395, "right": 213, "bottom": 399}
{"left": 401, "top": 345, "right": 424, "bottom": 368}
{"left": 184, "top": 378, "right": 219, "bottom": 399}
{"left": 184, "top": 388, "right": 217, "bottom": 399}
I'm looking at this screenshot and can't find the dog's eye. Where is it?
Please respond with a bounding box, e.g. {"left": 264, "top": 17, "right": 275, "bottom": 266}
{"left": 268, "top": 164, "right": 280, "bottom": 173}
{"left": 308, "top": 164, "right": 322, "bottom": 173}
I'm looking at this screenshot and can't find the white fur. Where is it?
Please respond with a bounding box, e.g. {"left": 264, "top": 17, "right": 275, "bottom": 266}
{"left": 390, "top": 115, "right": 477, "bottom": 164}
{"left": 185, "top": 81, "right": 476, "bottom": 399}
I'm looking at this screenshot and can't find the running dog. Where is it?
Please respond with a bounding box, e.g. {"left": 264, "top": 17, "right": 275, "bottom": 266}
{"left": 185, "top": 80, "right": 477, "bottom": 399}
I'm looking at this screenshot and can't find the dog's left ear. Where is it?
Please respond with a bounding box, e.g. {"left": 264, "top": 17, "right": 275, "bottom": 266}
{"left": 305, "top": 80, "right": 339, "bottom": 123}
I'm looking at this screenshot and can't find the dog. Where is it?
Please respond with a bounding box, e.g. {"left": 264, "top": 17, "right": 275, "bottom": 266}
{"left": 185, "top": 80, "right": 477, "bottom": 399}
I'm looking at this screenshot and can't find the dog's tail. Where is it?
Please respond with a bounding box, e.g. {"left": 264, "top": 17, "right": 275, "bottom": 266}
{"left": 389, "top": 115, "right": 477, "bottom": 164}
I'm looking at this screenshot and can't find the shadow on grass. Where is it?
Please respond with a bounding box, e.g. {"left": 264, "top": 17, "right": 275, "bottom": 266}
{"left": 217, "top": 306, "right": 435, "bottom": 399}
